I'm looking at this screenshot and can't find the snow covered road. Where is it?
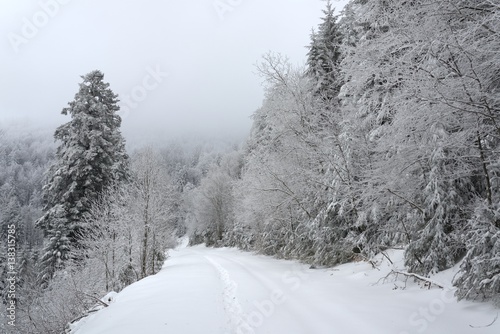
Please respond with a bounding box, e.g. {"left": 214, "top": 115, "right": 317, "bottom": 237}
{"left": 71, "top": 243, "right": 499, "bottom": 334}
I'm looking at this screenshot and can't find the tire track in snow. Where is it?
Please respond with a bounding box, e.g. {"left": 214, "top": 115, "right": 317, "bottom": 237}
{"left": 203, "top": 255, "right": 246, "bottom": 334}
{"left": 209, "top": 252, "right": 336, "bottom": 333}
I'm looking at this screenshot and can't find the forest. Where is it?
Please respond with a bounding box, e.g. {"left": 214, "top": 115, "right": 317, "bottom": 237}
{"left": 1, "top": 0, "right": 499, "bottom": 333}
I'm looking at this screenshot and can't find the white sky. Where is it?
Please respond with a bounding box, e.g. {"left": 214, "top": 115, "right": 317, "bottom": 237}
{"left": 0, "top": 0, "right": 348, "bottom": 140}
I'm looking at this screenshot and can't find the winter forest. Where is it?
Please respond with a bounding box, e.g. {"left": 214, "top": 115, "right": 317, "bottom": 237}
{"left": 1, "top": 0, "right": 500, "bottom": 333}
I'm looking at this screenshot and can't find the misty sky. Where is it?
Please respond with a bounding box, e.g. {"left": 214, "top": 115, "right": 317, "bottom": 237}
{"left": 0, "top": 0, "right": 348, "bottom": 140}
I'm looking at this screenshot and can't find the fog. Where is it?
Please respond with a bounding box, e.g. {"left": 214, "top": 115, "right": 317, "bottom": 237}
{"left": 0, "top": 0, "right": 348, "bottom": 142}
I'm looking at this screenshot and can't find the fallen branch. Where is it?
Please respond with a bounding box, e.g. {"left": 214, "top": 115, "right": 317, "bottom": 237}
{"left": 69, "top": 292, "right": 110, "bottom": 326}
{"left": 78, "top": 291, "right": 110, "bottom": 308}
{"left": 380, "top": 251, "right": 393, "bottom": 265}
{"left": 69, "top": 308, "right": 100, "bottom": 324}
{"left": 391, "top": 270, "right": 446, "bottom": 289}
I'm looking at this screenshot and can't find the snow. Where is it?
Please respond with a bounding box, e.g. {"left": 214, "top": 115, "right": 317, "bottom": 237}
{"left": 70, "top": 242, "right": 499, "bottom": 334}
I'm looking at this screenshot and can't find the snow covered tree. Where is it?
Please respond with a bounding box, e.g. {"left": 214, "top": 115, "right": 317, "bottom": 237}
{"left": 130, "top": 148, "right": 176, "bottom": 278}
{"left": 36, "top": 70, "right": 129, "bottom": 278}
{"left": 436, "top": 0, "right": 500, "bottom": 303}
{"left": 188, "top": 169, "right": 235, "bottom": 246}
{"left": 306, "top": 0, "right": 343, "bottom": 99}
{"left": 405, "top": 126, "right": 468, "bottom": 275}
{"left": 233, "top": 52, "right": 355, "bottom": 264}
{"left": 337, "top": 0, "right": 500, "bottom": 284}
{"left": 79, "top": 186, "right": 136, "bottom": 292}
{"left": 182, "top": 143, "right": 244, "bottom": 247}
{"left": 38, "top": 205, "right": 72, "bottom": 283}
{"left": 454, "top": 202, "right": 500, "bottom": 306}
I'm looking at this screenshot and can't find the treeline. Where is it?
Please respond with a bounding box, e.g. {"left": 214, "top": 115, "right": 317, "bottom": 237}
{"left": 0, "top": 124, "right": 54, "bottom": 286}
{"left": 187, "top": 0, "right": 500, "bottom": 306}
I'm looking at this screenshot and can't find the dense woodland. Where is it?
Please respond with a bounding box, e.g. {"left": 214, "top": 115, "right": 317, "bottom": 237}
{"left": 1, "top": 0, "right": 499, "bottom": 332}
{"left": 188, "top": 0, "right": 499, "bottom": 304}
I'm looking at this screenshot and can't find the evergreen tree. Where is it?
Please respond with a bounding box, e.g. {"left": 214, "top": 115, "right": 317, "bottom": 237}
{"left": 454, "top": 201, "right": 500, "bottom": 306}
{"left": 36, "top": 70, "right": 129, "bottom": 277}
{"left": 306, "top": 0, "right": 343, "bottom": 99}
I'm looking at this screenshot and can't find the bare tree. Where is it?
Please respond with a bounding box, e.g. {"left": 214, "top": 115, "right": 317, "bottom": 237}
{"left": 130, "top": 147, "right": 177, "bottom": 278}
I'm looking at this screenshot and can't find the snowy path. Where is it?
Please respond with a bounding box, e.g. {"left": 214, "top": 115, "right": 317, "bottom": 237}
{"left": 71, "top": 243, "right": 499, "bottom": 334}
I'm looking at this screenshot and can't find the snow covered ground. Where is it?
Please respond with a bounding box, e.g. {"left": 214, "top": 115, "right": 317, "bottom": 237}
{"left": 71, "top": 240, "right": 499, "bottom": 334}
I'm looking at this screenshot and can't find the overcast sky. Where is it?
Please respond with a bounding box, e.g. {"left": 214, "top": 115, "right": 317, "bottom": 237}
{"left": 0, "top": 0, "right": 348, "bottom": 141}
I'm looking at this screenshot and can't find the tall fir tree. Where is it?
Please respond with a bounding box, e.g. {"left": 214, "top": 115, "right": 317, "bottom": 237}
{"left": 306, "top": 0, "right": 343, "bottom": 100}
{"left": 36, "top": 70, "right": 129, "bottom": 280}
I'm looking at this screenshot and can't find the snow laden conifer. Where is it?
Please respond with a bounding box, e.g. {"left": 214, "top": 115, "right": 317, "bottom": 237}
{"left": 36, "top": 70, "right": 129, "bottom": 282}
{"left": 306, "top": 0, "right": 343, "bottom": 100}
{"left": 454, "top": 202, "right": 500, "bottom": 306}
{"left": 405, "top": 129, "right": 466, "bottom": 275}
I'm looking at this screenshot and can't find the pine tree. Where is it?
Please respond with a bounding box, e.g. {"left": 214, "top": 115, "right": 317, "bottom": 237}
{"left": 405, "top": 142, "right": 466, "bottom": 275}
{"left": 306, "top": 0, "right": 343, "bottom": 99}
{"left": 38, "top": 205, "right": 71, "bottom": 283}
{"left": 36, "top": 70, "right": 129, "bottom": 277}
{"left": 454, "top": 202, "right": 500, "bottom": 306}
